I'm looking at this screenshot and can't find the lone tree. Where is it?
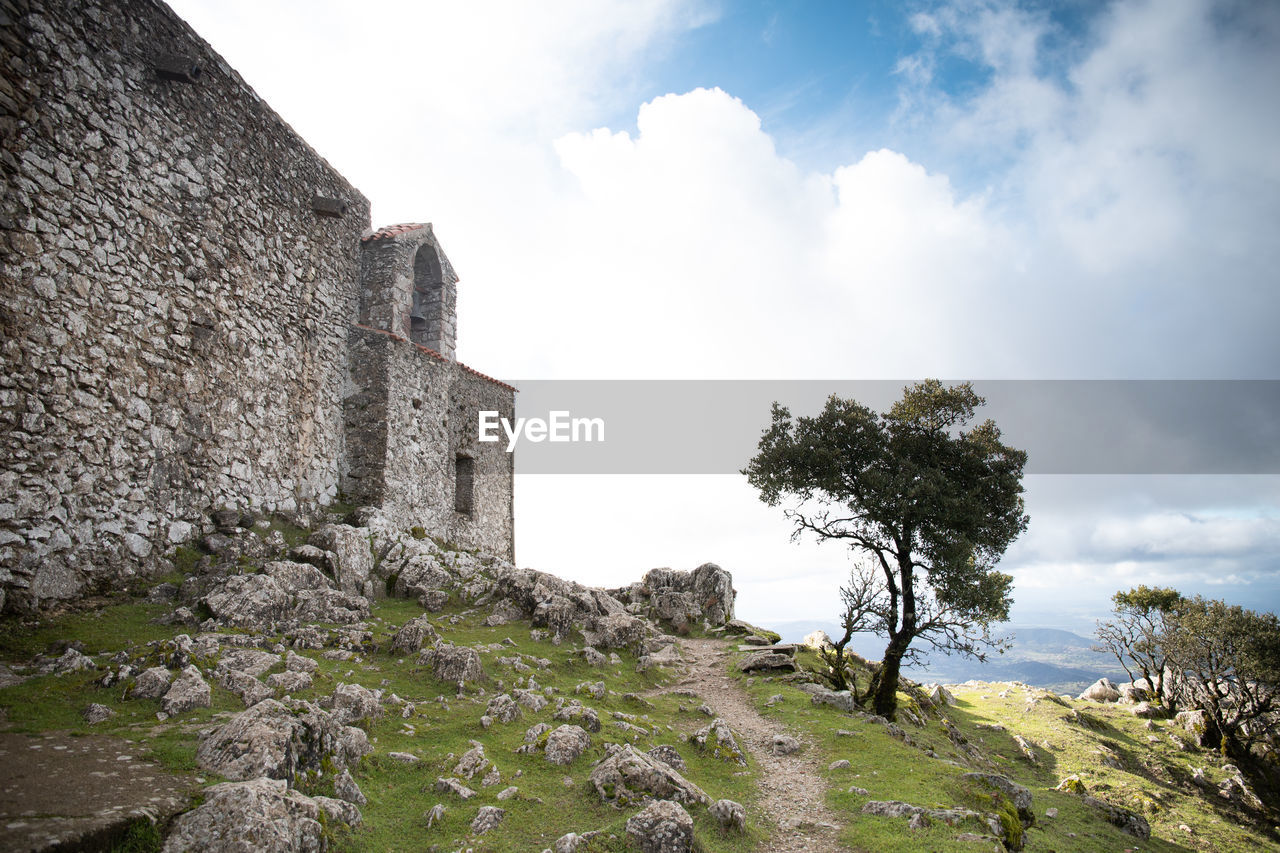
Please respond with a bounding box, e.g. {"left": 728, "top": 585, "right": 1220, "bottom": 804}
{"left": 744, "top": 381, "right": 1029, "bottom": 719}
{"left": 1094, "top": 586, "right": 1184, "bottom": 707}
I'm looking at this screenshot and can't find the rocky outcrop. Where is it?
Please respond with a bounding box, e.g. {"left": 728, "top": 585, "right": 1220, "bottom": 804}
{"left": 307, "top": 525, "right": 374, "bottom": 598}
{"left": 589, "top": 744, "right": 709, "bottom": 807}
{"left": 625, "top": 799, "right": 695, "bottom": 853}
{"left": 195, "top": 699, "right": 369, "bottom": 784}
{"left": 161, "top": 778, "right": 326, "bottom": 853}
{"left": 201, "top": 563, "right": 369, "bottom": 632}
{"left": 611, "top": 563, "right": 736, "bottom": 630}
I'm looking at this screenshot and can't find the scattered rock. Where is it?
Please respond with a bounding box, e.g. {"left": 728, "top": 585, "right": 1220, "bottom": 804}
{"left": 1077, "top": 678, "right": 1121, "bottom": 703}
{"left": 625, "top": 799, "right": 695, "bottom": 853}
{"left": 553, "top": 702, "right": 601, "bottom": 732}
{"left": 434, "top": 777, "right": 476, "bottom": 799}
{"left": 486, "top": 693, "right": 522, "bottom": 723}
{"left": 961, "top": 773, "right": 1034, "bottom": 826}
{"left": 590, "top": 744, "right": 709, "bottom": 807}
{"left": 829, "top": 759, "right": 851, "bottom": 770}
{"left": 161, "top": 665, "right": 212, "bottom": 715}
{"left": 545, "top": 724, "right": 592, "bottom": 765}
{"left": 389, "top": 615, "right": 438, "bottom": 655}
{"left": 131, "top": 666, "right": 173, "bottom": 700}
{"left": 647, "top": 745, "right": 687, "bottom": 772}
{"left": 82, "top": 703, "right": 115, "bottom": 724}
{"left": 689, "top": 718, "right": 748, "bottom": 765}
{"left": 771, "top": 734, "right": 802, "bottom": 756}
{"left": 419, "top": 643, "right": 484, "bottom": 683}
{"left": 471, "top": 805, "right": 505, "bottom": 835}
{"left": 1054, "top": 774, "right": 1087, "bottom": 794}
{"left": 709, "top": 798, "right": 746, "bottom": 832}
{"left": 454, "top": 743, "right": 494, "bottom": 779}
{"left": 1081, "top": 795, "right": 1151, "bottom": 839}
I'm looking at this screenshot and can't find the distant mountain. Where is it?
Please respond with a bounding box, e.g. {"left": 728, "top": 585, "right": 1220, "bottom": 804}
{"left": 765, "top": 619, "right": 1126, "bottom": 694}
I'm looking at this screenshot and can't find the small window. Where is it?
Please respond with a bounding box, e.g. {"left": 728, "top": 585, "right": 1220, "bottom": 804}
{"left": 454, "top": 455, "right": 475, "bottom": 515}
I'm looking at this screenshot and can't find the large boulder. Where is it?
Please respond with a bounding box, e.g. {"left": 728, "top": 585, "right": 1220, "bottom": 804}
{"left": 161, "top": 665, "right": 212, "bottom": 715}
{"left": 388, "top": 614, "right": 438, "bottom": 654}
{"left": 203, "top": 575, "right": 291, "bottom": 631}
{"left": 161, "top": 778, "right": 323, "bottom": 853}
{"left": 326, "top": 682, "right": 383, "bottom": 725}
{"left": 544, "top": 724, "right": 592, "bottom": 765}
{"left": 584, "top": 612, "right": 649, "bottom": 650}
{"left": 131, "top": 666, "right": 173, "bottom": 700}
{"left": 419, "top": 643, "right": 484, "bottom": 684}
{"left": 196, "top": 699, "right": 369, "bottom": 784}
{"left": 738, "top": 652, "right": 797, "bottom": 673}
{"left": 202, "top": 567, "right": 369, "bottom": 632}
{"left": 590, "top": 744, "right": 710, "bottom": 807}
{"left": 709, "top": 799, "right": 746, "bottom": 832}
{"left": 1175, "top": 708, "right": 1218, "bottom": 748}
{"left": 1078, "top": 678, "right": 1121, "bottom": 703}
{"left": 1117, "top": 679, "right": 1152, "bottom": 703}
{"left": 625, "top": 799, "right": 694, "bottom": 853}
{"left": 308, "top": 524, "right": 374, "bottom": 597}
{"left": 802, "top": 630, "right": 833, "bottom": 650}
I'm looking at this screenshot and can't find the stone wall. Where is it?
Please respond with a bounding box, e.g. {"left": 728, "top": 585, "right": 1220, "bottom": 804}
{"left": 0, "top": 0, "right": 516, "bottom": 613}
{"left": 342, "top": 327, "right": 514, "bottom": 560}
{"left": 0, "top": 0, "right": 521, "bottom": 613}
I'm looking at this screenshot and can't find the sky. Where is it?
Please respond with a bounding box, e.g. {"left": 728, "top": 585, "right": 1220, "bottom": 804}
{"left": 165, "top": 0, "right": 1280, "bottom": 638}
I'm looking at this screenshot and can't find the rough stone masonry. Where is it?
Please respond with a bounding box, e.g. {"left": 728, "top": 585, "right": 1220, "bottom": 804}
{"left": 0, "top": 0, "right": 514, "bottom": 613}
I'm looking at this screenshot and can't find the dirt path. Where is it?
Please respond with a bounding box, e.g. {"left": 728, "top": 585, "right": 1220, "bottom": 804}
{"left": 664, "top": 637, "right": 847, "bottom": 852}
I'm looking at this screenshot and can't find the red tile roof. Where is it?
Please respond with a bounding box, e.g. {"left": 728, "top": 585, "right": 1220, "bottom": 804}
{"left": 361, "top": 222, "right": 430, "bottom": 243}
{"left": 351, "top": 324, "right": 517, "bottom": 392}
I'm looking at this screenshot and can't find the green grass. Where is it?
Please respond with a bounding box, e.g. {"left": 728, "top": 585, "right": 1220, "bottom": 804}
{"left": 731, "top": 650, "right": 1276, "bottom": 853}
{"left": 2, "top": 569, "right": 1275, "bottom": 852}
{"left": 0, "top": 600, "right": 174, "bottom": 661}
{"left": 332, "top": 598, "right": 764, "bottom": 852}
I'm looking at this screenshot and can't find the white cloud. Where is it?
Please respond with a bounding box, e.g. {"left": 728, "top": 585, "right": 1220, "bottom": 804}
{"left": 1091, "top": 512, "right": 1280, "bottom": 560}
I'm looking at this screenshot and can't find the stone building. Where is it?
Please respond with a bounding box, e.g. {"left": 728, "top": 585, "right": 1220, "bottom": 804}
{"left": 0, "top": 0, "right": 514, "bottom": 613}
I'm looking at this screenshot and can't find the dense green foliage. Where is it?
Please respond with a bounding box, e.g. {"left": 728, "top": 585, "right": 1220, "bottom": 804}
{"left": 744, "top": 380, "right": 1029, "bottom": 718}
